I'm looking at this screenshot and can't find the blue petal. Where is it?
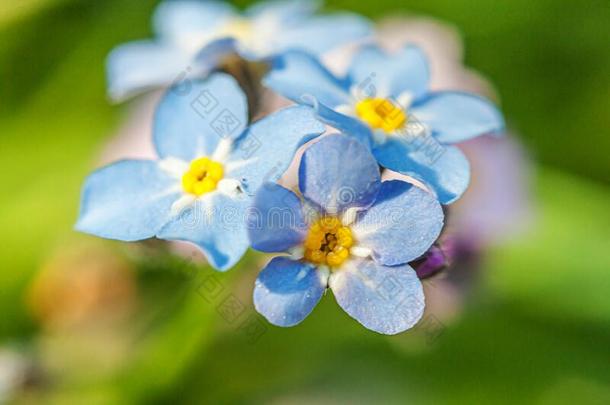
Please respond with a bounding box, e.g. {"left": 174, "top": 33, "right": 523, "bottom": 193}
{"left": 194, "top": 37, "right": 238, "bottom": 65}
{"left": 299, "top": 134, "right": 381, "bottom": 214}
{"left": 156, "top": 193, "right": 251, "bottom": 271}
{"left": 247, "top": 0, "right": 319, "bottom": 23}
{"left": 308, "top": 98, "right": 373, "bottom": 150}
{"left": 227, "top": 105, "right": 325, "bottom": 195}
{"left": 277, "top": 13, "right": 372, "bottom": 55}
{"left": 254, "top": 257, "right": 327, "bottom": 327}
{"left": 153, "top": 0, "right": 235, "bottom": 42}
{"left": 76, "top": 160, "right": 179, "bottom": 241}
{"left": 411, "top": 91, "right": 505, "bottom": 144}
{"left": 352, "top": 181, "right": 444, "bottom": 266}
{"left": 329, "top": 259, "right": 424, "bottom": 335}
{"left": 374, "top": 139, "right": 470, "bottom": 204}
{"left": 247, "top": 183, "right": 308, "bottom": 253}
{"left": 348, "top": 44, "right": 429, "bottom": 100}
{"left": 264, "top": 52, "right": 373, "bottom": 148}
{"left": 264, "top": 50, "right": 351, "bottom": 108}
{"left": 153, "top": 73, "right": 248, "bottom": 161}
{"left": 106, "top": 41, "right": 193, "bottom": 101}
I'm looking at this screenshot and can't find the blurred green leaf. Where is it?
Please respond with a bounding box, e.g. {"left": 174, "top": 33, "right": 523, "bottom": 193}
{"left": 0, "top": 0, "right": 156, "bottom": 337}
{"left": 175, "top": 287, "right": 610, "bottom": 404}
{"left": 0, "top": 0, "right": 70, "bottom": 27}
{"left": 485, "top": 168, "right": 610, "bottom": 323}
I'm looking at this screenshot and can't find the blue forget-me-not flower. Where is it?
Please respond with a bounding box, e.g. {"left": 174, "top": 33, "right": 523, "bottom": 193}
{"left": 76, "top": 73, "right": 325, "bottom": 271}
{"left": 264, "top": 45, "right": 505, "bottom": 204}
{"left": 248, "top": 134, "right": 444, "bottom": 334}
{"left": 108, "top": 0, "right": 371, "bottom": 100}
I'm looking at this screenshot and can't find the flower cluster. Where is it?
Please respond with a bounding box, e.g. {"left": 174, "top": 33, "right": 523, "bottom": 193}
{"left": 77, "top": 0, "right": 504, "bottom": 335}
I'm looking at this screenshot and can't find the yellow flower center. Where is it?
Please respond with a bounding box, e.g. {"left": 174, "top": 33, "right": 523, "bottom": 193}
{"left": 182, "top": 157, "right": 224, "bottom": 196}
{"left": 303, "top": 217, "right": 354, "bottom": 268}
{"left": 355, "top": 98, "right": 407, "bottom": 132}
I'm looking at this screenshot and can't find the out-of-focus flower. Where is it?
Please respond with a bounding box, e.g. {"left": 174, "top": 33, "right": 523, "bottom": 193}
{"left": 0, "top": 349, "right": 35, "bottom": 403}
{"left": 100, "top": 93, "right": 161, "bottom": 164}
{"left": 77, "top": 73, "right": 325, "bottom": 271}
{"left": 28, "top": 244, "right": 136, "bottom": 331}
{"left": 264, "top": 46, "right": 505, "bottom": 204}
{"left": 248, "top": 135, "right": 444, "bottom": 334}
{"left": 324, "top": 16, "right": 495, "bottom": 95}
{"left": 108, "top": 0, "right": 371, "bottom": 101}
{"left": 451, "top": 134, "right": 532, "bottom": 247}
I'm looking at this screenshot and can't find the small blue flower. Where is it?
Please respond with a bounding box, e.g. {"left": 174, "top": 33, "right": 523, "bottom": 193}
{"left": 108, "top": 0, "right": 371, "bottom": 101}
{"left": 264, "top": 46, "right": 506, "bottom": 204}
{"left": 248, "top": 134, "right": 444, "bottom": 334}
{"left": 76, "top": 73, "right": 325, "bottom": 271}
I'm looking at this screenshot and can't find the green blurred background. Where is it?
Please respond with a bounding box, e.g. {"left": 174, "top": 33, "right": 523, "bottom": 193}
{"left": 0, "top": 0, "right": 608, "bottom": 403}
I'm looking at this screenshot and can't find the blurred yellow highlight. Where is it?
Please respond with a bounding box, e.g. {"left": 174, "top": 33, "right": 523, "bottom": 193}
{"left": 222, "top": 18, "right": 253, "bottom": 42}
